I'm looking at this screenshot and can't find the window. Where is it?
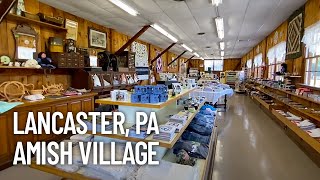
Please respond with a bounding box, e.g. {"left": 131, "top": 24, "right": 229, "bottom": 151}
{"left": 253, "top": 53, "right": 263, "bottom": 78}
{"left": 267, "top": 41, "right": 286, "bottom": 80}
{"left": 204, "top": 60, "right": 214, "bottom": 71}
{"left": 204, "top": 60, "right": 224, "bottom": 71}
{"left": 303, "top": 21, "right": 320, "bottom": 87}
{"left": 246, "top": 59, "right": 252, "bottom": 78}
{"left": 213, "top": 60, "right": 224, "bottom": 71}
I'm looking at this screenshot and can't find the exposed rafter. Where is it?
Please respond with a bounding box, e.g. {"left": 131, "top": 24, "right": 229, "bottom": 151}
{"left": 115, "top": 25, "right": 150, "bottom": 55}
{"left": 168, "top": 51, "right": 187, "bottom": 66}
{"left": 150, "top": 43, "right": 176, "bottom": 64}
{"left": 184, "top": 55, "right": 195, "bottom": 63}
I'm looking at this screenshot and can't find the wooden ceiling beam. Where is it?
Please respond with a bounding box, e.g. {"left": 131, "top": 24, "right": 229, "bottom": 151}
{"left": 168, "top": 51, "right": 187, "bottom": 66}
{"left": 150, "top": 43, "right": 176, "bottom": 64}
{"left": 115, "top": 25, "right": 150, "bottom": 55}
{"left": 184, "top": 55, "right": 195, "bottom": 63}
{"left": 0, "top": 0, "right": 16, "bottom": 23}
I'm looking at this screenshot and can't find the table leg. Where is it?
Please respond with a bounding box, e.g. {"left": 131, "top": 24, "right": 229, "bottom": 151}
{"left": 224, "top": 95, "right": 227, "bottom": 109}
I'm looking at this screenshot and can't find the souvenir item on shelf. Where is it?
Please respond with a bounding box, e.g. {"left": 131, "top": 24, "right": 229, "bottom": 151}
{"left": 0, "top": 81, "right": 25, "bottom": 102}
{"left": 16, "top": 0, "right": 25, "bottom": 16}
{"left": 133, "top": 73, "right": 139, "bottom": 83}
{"left": 42, "top": 83, "right": 64, "bottom": 96}
{"left": 14, "top": 62, "right": 20, "bottom": 67}
{"left": 111, "top": 90, "right": 128, "bottom": 101}
{"left": 24, "top": 59, "right": 41, "bottom": 68}
{"left": 8, "top": 62, "right": 13, "bottom": 66}
{"left": 172, "top": 83, "right": 182, "bottom": 94}
{"left": 24, "top": 94, "right": 45, "bottom": 101}
{"left": 37, "top": 52, "right": 56, "bottom": 69}
{"left": 65, "top": 39, "right": 76, "bottom": 53}
{"left": 176, "top": 149, "right": 197, "bottom": 166}
{"left": 38, "top": 13, "right": 64, "bottom": 26}
{"left": 88, "top": 28, "right": 107, "bottom": 49}
{"left": 65, "top": 19, "right": 78, "bottom": 41}
{"left": 49, "top": 37, "right": 64, "bottom": 53}
{"left": 153, "top": 124, "right": 176, "bottom": 141}
{"left": 21, "top": 11, "right": 40, "bottom": 21}
{"left": 103, "top": 78, "right": 111, "bottom": 87}
{"left": 113, "top": 76, "right": 119, "bottom": 86}
{"left": 126, "top": 74, "right": 134, "bottom": 84}
{"left": 121, "top": 73, "right": 126, "bottom": 84}
{"left": 30, "top": 89, "right": 43, "bottom": 95}
{"left": 92, "top": 74, "right": 102, "bottom": 87}
{"left": 0, "top": 55, "right": 11, "bottom": 66}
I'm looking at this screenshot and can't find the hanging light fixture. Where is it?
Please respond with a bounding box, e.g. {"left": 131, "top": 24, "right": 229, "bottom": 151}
{"left": 109, "top": 0, "right": 139, "bottom": 16}
{"left": 212, "top": 0, "right": 222, "bottom": 6}
{"left": 215, "top": 17, "right": 224, "bottom": 39}
{"left": 181, "top": 44, "right": 193, "bottom": 52}
{"left": 221, "top": 51, "right": 225, "bottom": 57}
{"left": 151, "top": 24, "right": 178, "bottom": 43}
{"left": 193, "top": 52, "right": 200, "bottom": 57}
{"left": 220, "top": 41, "right": 225, "bottom": 50}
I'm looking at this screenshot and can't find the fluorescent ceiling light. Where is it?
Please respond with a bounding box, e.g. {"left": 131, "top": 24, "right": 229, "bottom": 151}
{"left": 215, "top": 17, "right": 224, "bottom": 39}
{"left": 151, "top": 24, "right": 178, "bottom": 43}
{"left": 193, "top": 52, "right": 200, "bottom": 57}
{"left": 200, "top": 57, "right": 204, "bottom": 60}
{"left": 220, "top": 42, "right": 225, "bottom": 50}
{"left": 181, "top": 44, "right": 193, "bottom": 52}
{"left": 212, "top": 0, "right": 222, "bottom": 6}
{"left": 109, "top": 0, "right": 139, "bottom": 16}
{"left": 221, "top": 51, "right": 225, "bottom": 57}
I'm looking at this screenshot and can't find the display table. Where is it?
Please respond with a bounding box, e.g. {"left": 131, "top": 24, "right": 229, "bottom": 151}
{"left": 197, "top": 79, "right": 219, "bottom": 86}
{"left": 29, "top": 88, "right": 218, "bottom": 180}
{"left": 190, "top": 88, "right": 234, "bottom": 110}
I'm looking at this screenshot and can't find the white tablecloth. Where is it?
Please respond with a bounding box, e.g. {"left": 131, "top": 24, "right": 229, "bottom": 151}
{"left": 190, "top": 89, "right": 234, "bottom": 104}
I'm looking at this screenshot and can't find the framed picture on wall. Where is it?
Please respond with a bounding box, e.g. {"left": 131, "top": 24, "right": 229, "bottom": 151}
{"left": 88, "top": 27, "right": 107, "bottom": 49}
{"left": 65, "top": 19, "right": 78, "bottom": 41}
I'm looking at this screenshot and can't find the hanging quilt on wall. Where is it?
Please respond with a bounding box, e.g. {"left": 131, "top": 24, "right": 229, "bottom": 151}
{"left": 286, "top": 6, "right": 304, "bottom": 59}
{"left": 156, "top": 51, "right": 163, "bottom": 73}
{"left": 131, "top": 41, "right": 148, "bottom": 67}
{"left": 131, "top": 41, "right": 149, "bottom": 80}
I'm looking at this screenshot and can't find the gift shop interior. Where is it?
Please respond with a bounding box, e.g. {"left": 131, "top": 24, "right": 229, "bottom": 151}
{"left": 0, "top": 0, "right": 320, "bottom": 179}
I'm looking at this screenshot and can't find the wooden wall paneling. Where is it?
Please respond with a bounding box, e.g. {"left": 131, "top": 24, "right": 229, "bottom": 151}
{"left": 27, "top": 75, "right": 43, "bottom": 89}
{"left": 304, "top": 0, "right": 320, "bottom": 28}
{"left": 0, "top": 19, "right": 9, "bottom": 56}
{"left": 111, "top": 30, "right": 130, "bottom": 53}
{"left": 223, "top": 58, "right": 241, "bottom": 71}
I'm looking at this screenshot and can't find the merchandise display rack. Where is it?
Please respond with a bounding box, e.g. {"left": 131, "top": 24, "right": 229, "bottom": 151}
{"left": 30, "top": 87, "right": 219, "bottom": 180}
{"left": 249, "top": 83, "right": 320, "bottom": 157}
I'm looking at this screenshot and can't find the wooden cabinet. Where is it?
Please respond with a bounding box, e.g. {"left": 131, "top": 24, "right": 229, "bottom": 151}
{"left": 35, "top": 107, "right": 53, "bottom": 142}
{"left": 12, "top": 110, "right": 35, "bottom": 147}
{"left": 54, "top": 103, "right": 68, "bottom": 129}
{"left": 69, "top": 101, "right": 82, "bottom": 114}
{"left": 0, "top": 115, "right": 10, "bottom": 163}
{"left": 0, "top": 93, "right": 96, "bottom": 170}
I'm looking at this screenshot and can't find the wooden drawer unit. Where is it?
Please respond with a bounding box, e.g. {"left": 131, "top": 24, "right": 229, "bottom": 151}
{"left": 51, "top": 52, "right": 84, "bottom": 68}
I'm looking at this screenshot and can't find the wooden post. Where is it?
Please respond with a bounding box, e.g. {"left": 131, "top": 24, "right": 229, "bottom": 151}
{"left": 150, "top": 43, "right": 176, "bottom": 64}
{"left": 184, "top": 55, "right": 195, "bottom": 63}
{"left": 115, "top": 25, "right": 150, "bottom": 55}
{"left": 168, "top": 51, "right": 187, "bottom": 66}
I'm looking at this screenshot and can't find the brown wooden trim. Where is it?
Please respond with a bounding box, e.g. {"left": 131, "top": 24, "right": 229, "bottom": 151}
{"left": 184, "top": 55, "right": 195, "bottom": 63}
{"left": 0, "top": 0, "right": 16, "bottom": 23}
{"left": 168, "top": 51, "right": 187, "bottom": 66}
{"left": 115, "top": 25, "right": 150, "bottom": 55}
{"left": 150, "top": 43, "right": 176, "bottom": 64}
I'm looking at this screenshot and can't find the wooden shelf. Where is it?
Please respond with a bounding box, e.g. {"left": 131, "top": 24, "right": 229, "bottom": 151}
{"left": 252, "top": 95, "right": 270, "bottom": 109}
{"left": 95, "top": 88, "right": 196, "bottom": 109}
{"left": 272, "top": 109, "right": 320, "bottom": 154}
{"left": 256, "top": 83, "right": 320, "bottom": 106}
{"left": 0, "top": 66, "right": 42, "bottom": 69}
{"left": 6, "top": 14, "right": 67, "bottom": 32}
{"left": 88, "top": 101, "right": 205, "bottom": 148}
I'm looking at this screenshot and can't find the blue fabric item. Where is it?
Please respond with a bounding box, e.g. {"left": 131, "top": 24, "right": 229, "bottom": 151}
{"left": 187, "top": 122, "right": 212, "bottom": 136}
{"left": 0, "top": 101, "right": 23, "bottom": 114}
{"left": 173, "top": 140, "right": 209, "bottom": 159}
{"left": 182, "top": 131, "right": 210, "bottom": 144}
{"left": 200, "top": 104, "right": 216, "bottom": 111}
